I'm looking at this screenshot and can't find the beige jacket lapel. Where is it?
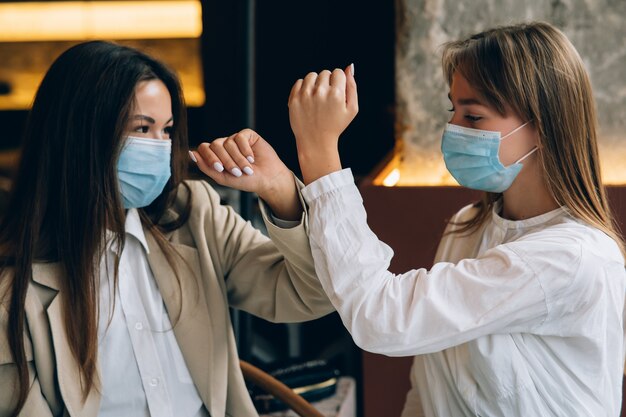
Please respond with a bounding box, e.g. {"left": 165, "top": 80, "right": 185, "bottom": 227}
{"left": 144, "top": 230, "right": 222, "bottom": 416}
{"left": 31, "top": 263, "right": 101, "bottom": 417}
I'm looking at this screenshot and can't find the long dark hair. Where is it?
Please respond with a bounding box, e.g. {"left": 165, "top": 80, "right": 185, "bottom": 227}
{"left": 0, "top": 41, "right": 192, "bottom": 415}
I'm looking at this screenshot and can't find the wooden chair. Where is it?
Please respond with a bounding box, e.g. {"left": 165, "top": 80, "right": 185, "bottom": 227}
{"left": 240, "top": 360, "right": 325, "bottom": 417}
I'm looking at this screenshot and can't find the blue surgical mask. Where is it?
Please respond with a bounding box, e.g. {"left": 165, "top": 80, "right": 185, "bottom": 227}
{"left": 117, "top": 136, "right": 172, "bottom": 208}
{"left": 441, "top": 121, "right": 537, "bottom": 193}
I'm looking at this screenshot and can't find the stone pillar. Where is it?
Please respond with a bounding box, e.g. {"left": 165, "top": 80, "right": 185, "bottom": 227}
{"left": 395, "top": 0, "right": 626, "bottom": 185}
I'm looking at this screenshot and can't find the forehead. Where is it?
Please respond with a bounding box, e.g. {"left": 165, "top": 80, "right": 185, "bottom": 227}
{"left": 449, "top": 72, "right": 478, "bottom": 97}
{"left": 448, "top": 71, "right": 510, "bottom": 113}
{"left": 132, "top": 79, "right": 172, "bottom": 114}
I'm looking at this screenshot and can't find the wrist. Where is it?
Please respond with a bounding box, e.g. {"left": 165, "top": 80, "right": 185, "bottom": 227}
{"left": 297, "top": 151, "right": 342, "bottom": 185}
{"left": 294, "top": 133, "right": 339, "bottom": 154}
{"left": 259, "top": 171, "right": 302, "bottom": 221}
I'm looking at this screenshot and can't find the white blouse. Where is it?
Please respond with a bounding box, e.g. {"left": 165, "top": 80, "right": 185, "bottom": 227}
{"left": 301, "top": 169, "right": 626, "bottom": 417}
{"left": 97, "top": 209, "right": 208, "bottom": 417}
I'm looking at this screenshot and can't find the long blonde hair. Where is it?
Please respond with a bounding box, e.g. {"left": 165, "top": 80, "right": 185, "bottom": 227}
{"left": 441, "top": 21, "right": 624, "bottom": 256}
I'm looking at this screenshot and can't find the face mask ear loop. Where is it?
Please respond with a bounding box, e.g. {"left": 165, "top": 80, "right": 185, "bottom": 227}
{"left": 515, "top": 146, "right": 539, "bottom": 164}
{"left": 501, "top": 120, "right": 532, "bottom": 140}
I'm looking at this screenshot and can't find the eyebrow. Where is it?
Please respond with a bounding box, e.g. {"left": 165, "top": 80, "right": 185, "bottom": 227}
{"left": 448, "top": 93, "right": 485, "bottom": 106}
{"left": 132, "top": 115, "right": 174, "bottom": 124}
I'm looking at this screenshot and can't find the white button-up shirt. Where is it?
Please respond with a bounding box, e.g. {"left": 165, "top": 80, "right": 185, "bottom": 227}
{"left": 97, "top": 209, "right": 209, "bottom": 417}
{"left": 301, "top": 169, "right": 626, "bottom": 417}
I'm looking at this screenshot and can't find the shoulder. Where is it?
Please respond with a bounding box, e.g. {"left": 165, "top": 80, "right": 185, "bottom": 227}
{"left": 177, "top": 179, "right": 220, "bottom": 204}
{"left": 438, "top": 203, "right": 482, "bottom": 238}
{"left": 166, "top": 179, "right": 244, "bottom": 242}
{"left": 512, "top": 217, "right": 623, "bottom": 265}
{"left": 168, "top": 180, "right": 225, "bottom": 219}
{"left": 505, "top": 218, "right": 625, "bottom": 296}
{"left": 434, "top": 203, "right": 483, "bottom": 263}
{"left": 448, "top": 203, "right": 480, "bottom": 228}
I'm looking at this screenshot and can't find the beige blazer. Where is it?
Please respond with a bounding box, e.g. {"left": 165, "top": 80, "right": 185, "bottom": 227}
{"left": 0, "top": 178, "right": 335, "bottom": 417}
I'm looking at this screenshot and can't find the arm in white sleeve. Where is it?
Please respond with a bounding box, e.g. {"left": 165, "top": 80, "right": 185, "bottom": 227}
{"left": 301, "top": 169, "right": 581, "bottom": 356}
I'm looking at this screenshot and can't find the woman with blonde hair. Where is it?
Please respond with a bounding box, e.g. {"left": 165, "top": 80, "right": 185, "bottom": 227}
{"left": 282, "top": 21, "right": 626, "bottom": 415}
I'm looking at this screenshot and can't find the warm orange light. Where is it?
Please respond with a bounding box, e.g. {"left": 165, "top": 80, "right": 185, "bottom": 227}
{"left": 373, "top": 151, "right": 458, "bottom": 187}
{"left": 0, "top": 1, "right": 203, "bottom": 42}
{"left": 382, "top": 168, "right": 401, "bottom": 187}
{"left": 374, "top": 142, "right": 626, "bottom": 187}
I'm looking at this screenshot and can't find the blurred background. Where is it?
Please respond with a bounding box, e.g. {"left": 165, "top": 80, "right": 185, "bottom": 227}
{"left": 1, "top": 1, "right": 625, "bottom": 416}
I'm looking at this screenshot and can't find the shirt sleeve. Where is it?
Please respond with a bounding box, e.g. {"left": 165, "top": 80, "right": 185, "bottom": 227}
{"left": 266, "top": 209, "right": 300, "bottom": 229}
{"left": 301, "top": 169, "right": 561, "bottom": 356}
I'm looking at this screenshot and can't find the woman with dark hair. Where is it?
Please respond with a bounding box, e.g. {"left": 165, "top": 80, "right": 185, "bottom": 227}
{"left": 0, "top": 41, "right": 333, "bottom": 417}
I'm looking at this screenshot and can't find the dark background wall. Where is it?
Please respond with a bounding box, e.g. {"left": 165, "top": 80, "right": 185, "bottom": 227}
{"left": 199, "top": 0, "right": 395, "bottom": 179}
{"left": 0, "top": 1, "right": 396, "bottom": 180}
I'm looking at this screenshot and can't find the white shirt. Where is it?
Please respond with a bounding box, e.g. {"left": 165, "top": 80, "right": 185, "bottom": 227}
{"left": 301, "top": 169, "right": 626, "bottom": 417}
{"left": 97, "top": 209, "right": 209, "bottom": 417}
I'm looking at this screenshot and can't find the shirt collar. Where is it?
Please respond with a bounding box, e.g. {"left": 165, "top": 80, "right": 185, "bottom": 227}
{"left": 105, "top": 209, "right": 150, "bottom": 254}
{"left": 491, "top": 199, "right": 568, "bottom": 230}
{"left": 124, "top": 208, "right": 150, "bottom": 253}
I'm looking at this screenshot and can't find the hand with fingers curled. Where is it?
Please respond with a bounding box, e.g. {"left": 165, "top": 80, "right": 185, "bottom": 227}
{"left": 288, "top": 64, "right": 358, "bottom": 185}
{"left": 189, "top": 128, "right": 303, "bottom": 221}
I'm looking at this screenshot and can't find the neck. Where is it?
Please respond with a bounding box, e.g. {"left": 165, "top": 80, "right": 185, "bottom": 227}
{"left": 501, "top": 157, "right": 559, "bottom": 220}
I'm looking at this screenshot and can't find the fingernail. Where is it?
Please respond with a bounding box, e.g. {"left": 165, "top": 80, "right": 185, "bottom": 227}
{"left": 213, "top": 162, "right": 224, "bottom": 172}
{"left": 350, "top": 63, "right": 355, "bottom": 77}
{"left": 231, "top": 167, "right": 242, "bottom": 177}
{"left": 243, "top": 166, "right": 254, "bottom": 176}
{"left": 188, "top": 151, "right": 197, "bottom": 163}
{"left": 246, "top": 156, "right": 255, "bottom": 164}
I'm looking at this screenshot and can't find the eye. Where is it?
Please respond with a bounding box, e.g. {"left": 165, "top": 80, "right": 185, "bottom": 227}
{"left": 465, "top": 114, "right": 482, "bottom": 122}
{"left": 164, "top": 126, "right": 173, "bottom": 136}
{"left": 447, "top": 107, "right": 455, "bottom": 112}
{"left": 134, "top": 125, "right": 150, "bottom": 134}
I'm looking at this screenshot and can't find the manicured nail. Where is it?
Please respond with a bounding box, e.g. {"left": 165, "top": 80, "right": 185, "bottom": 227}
{"left": 350, "top": 63, "right": 355, "bottom": 77}
{"left": 188, "top": 151, "right": 197, "bottom": 163}
{"left": 246, "top": 156, "right": 255, "bottom": 164}
{"left": 243, "top": 166, "right": 254, "bottom": 176}
{"left": 231, "top": 167, "right": 243, "bottom": 177}
{"left": 213, "top": 162, "right": 224, "bottom": 172}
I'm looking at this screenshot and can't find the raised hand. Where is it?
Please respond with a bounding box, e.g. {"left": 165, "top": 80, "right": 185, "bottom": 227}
{"left": 288, "top": 64, "right": 358, "bottom": 185}
{"left": 190, "top": 128, "right": 302, "bottom": 220}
